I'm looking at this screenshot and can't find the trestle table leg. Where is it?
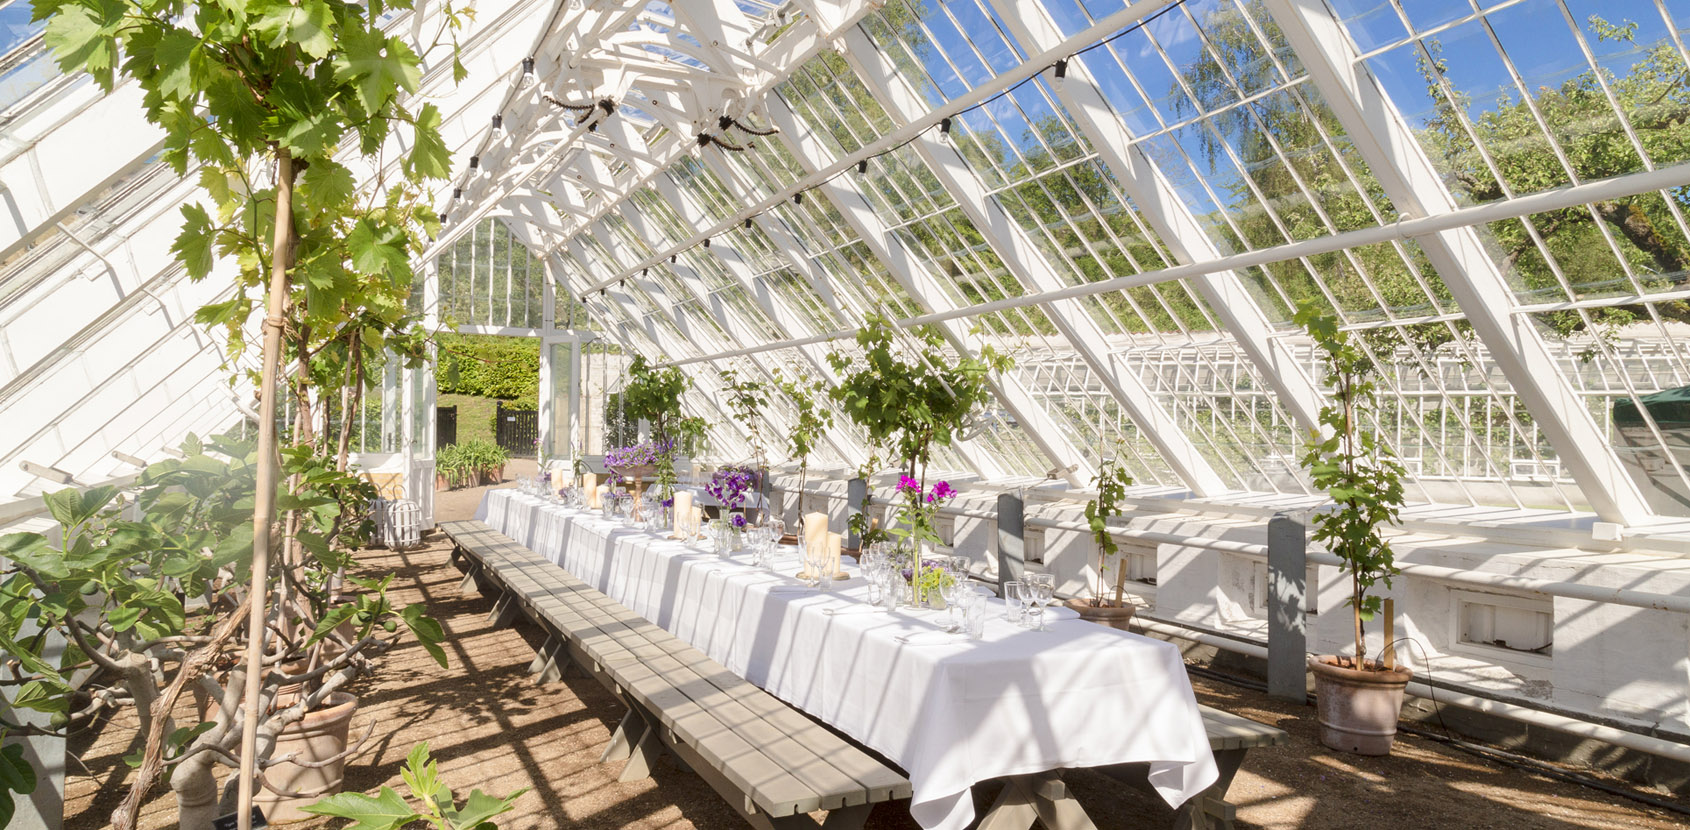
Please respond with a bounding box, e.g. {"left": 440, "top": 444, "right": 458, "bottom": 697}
{"left": 1174, "top": 748, "right": 1247, "bottom": 830}
{"left": 977, "top": 773, "right": 1099, "bottom": 830}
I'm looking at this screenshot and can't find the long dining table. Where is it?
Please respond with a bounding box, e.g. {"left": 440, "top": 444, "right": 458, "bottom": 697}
{"left": 477, "top": 488, "right": 1217, "bottom": 830}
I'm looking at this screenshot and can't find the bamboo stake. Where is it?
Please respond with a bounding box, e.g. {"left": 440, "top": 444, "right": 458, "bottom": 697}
{"left": 237, "top": 148, "right": 296, "bottom": 830}
{"left": 1383, "top": 598, "right": 1396, "bottom": 670}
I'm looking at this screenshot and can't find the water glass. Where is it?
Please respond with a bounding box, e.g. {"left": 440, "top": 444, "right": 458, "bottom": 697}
{"left": 1003, "top": 580, "right": 1026, "bottom": 624}
{"left": 960, "top": 587, "right": 989, "bottom": 639}
{"left": 878, "top": 571, "right": 903, "bottom": 610}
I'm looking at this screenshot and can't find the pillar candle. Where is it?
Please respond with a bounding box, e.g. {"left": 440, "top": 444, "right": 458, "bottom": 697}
{"left": 672, "top": 490, "right": 693, "bottom": 539}
{"left": 582, "top": 473, "right": 599, "bottom": 508}
{"left": 826, "top": 531, "right": 843, "bottom": 578}
{"left": 801, "top": 511, "right": 829, "bottom": 577}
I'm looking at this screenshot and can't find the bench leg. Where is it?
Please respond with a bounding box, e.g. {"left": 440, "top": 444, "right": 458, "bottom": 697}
{"left": 488, "top": 591, "right": 519, "bottom": 629}
{"left": 618, "top": 715, "right": 666, "bottom": 782}
{"left": 527, "top": 634, "right": 555, "bottom": 674}
{"left": 819, "top": 804, "right": 872, "bottom": 830}
{"left": 459, "top": 561, "right": 485, "bottom": 596}
{"left": 978, "top": 773, "right": 1098, "bottom": 830}
{"left": 1175, "top": 748, "right": 1247, "bottom": 830}
{"left": 600, "top": 709, "right": 647, "bottom": 763}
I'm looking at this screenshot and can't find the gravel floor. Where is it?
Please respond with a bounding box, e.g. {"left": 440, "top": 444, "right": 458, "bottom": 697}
{"left": 62, "top": 463, "right": 1690, "bottom": 828}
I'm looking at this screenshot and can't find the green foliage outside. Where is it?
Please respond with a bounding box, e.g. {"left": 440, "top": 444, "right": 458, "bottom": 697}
{"left": 1297, "top": 302, "right": 1408, "bottom": 669}
{"left": 437, "top": 334, "right": 540, "bottom": 405}
{"left": 435, "top": 438, "right": 510, "bottom": 489}
{"left": 305, "top": 741, "right": 525, "bottom": 830}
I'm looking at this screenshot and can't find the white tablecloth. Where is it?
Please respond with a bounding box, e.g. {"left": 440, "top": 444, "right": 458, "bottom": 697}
{"left": 477, "top": 489, "right": 1216, "bottom": 830}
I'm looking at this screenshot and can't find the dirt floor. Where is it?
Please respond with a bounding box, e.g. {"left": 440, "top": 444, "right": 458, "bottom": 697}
{"left": 62, "top": 461, "right": 1690, "bottom": 829}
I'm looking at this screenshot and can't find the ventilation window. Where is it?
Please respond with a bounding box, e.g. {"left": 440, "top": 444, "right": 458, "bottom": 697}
{"left": 1456, "top": 590, "right": 1553, "bottom": 661}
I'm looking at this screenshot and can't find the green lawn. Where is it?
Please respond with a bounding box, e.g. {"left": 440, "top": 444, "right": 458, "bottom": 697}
{"left": 437, "top": 393, "right": 501, "bottom": 446}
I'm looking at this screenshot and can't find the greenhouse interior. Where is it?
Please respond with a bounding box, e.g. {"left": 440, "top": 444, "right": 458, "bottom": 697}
{"left": 5, "top": 0, "right": 1690, "bottom": 827}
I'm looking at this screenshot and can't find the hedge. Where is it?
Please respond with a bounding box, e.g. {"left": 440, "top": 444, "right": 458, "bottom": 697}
{"left": 437, "top": 333, "right": 539, "bottom": 404}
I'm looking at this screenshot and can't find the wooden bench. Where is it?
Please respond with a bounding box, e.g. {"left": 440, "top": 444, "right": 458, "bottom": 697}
{"left": 439, "top": 519, "right": 912, "bottom": 830}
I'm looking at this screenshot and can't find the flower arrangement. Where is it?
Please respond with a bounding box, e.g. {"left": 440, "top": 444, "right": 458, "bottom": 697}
{"left": 708, "top": 465, "right": 759, "bottom": 511}
{"left": 894, "top": 475, "right": 956, "bottom": 548}
{"left": 605, "top": 438, "right": 672, "bottom": 469}
{"left": 893, "top": 477, "right": 957, "bottom": 602}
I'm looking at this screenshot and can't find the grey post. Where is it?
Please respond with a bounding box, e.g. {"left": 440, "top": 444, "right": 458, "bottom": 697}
{"left": 996, "top": 493, "right": 1025, "bottom": 592}
{"left": 1267, "top": 511, "right": 1308, "bottom": 702}
{"left": 846, "top": 477, "right": 867, "bottom": 550}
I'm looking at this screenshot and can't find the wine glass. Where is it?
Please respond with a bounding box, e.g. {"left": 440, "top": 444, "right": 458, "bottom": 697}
{"left": 1027, "top": 573, "right": 1055, "bottom": 631}
{"left": 1003, "top": 581, "right": 1026, "bottom": 625}
{"left": 939, "top": 576, "right": 965, "bottom": 633}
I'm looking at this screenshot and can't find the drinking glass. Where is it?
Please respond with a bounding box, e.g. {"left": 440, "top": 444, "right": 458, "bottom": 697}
{"left": 879, "top": 571, "right": 902, "bottom": 610}
{"left": 939, "top": 578, "right": 965, "bottom": 633}
{"left": 948, "top": 555, "right": 970, "bottom": 581}
{"left": 1027, "top": 574, "right": 1055, "bottom": 631}
{"left": 1003, "top": 581, "right": 1026, "bottom": 625}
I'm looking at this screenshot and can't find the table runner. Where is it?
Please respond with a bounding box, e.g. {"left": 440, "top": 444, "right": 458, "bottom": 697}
{"left": 478, "top": 489, "right": 1216, "bottom": 830}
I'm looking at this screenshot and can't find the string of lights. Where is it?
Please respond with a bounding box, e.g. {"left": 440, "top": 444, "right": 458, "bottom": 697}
{"left": 432, "top": 0, "right": 1186, "bottom": 300}
{"left": 579, "top": 0, "right": 1185, "bottom": 302}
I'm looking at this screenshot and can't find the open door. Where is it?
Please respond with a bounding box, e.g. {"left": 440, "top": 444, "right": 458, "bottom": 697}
{"left": 538, "top": 333, "right": 581, "bottom": 474}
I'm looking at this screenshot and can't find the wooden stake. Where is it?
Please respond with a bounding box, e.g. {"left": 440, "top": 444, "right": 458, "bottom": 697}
{"left": 1382, "top": 597, "right": 1395, "bottom": 670}
{"left": 237, "top": 147, "right": 296, "bottom": 830}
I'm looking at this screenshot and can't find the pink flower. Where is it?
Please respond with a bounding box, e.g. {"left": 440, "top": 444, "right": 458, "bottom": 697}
{"left": 897, "top": 475, "right": 921, "bottom": 494}
{"left": 930, "top": 480, "right": 956, "bottom": 503}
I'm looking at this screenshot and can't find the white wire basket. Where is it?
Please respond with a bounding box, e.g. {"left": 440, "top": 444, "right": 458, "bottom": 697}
{"left": 384, "top": 499, "right": 423, "bottom": 550}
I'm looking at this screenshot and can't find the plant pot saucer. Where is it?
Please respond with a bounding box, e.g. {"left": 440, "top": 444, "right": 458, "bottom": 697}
{"left": 1064, "top": 598, "right": 1137, "bottom": 630}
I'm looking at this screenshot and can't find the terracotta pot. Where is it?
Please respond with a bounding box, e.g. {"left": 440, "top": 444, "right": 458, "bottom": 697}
{"left": 435, "top": 473, "right": 450, "bottom": 491}
{"left": 255, "top": 692, "right": 358, "bottom": 823}
{"left": 1309, "top": 656, "right": 1412, "bottom": 755}
{"left": 1064, "top": 598, "right": 1137, "bottom": 631}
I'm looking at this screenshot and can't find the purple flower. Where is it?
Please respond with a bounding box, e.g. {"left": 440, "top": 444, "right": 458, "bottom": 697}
{"left": 662, "top": 497, "right": 674, "bottom": 508}
{"left": 897, "top": 475, "right": 920, "bottom": 494}
{"left": 708, "top": 466, "right": 759, "bottom": 509}
{"left": 730, "top": 513, "right": 747, "bottom": 529}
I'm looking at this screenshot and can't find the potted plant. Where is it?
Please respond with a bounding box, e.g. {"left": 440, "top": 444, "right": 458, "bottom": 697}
{"left": 720, "top": 367, "right": 770, "bottom": 467}
{"left": 828, "top": 314, "right": 1010, "bottom": 593}
{"left": 618, "top": 356, "right": 694, "bottom": 503}
{"left": 31, "top": 0, "right": 463, "bottom": 821}
{"left": 1068, "top": 449, "right": 1137, "bottom": 630}
{"left": 774, "top": 371, "right": 833, "bottom": 534}
{"left": 1296, "top": 302, "right": 1412, "bottom": 756}
{"left": 0, "top": 436, "right": 448, "bottom": 828}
